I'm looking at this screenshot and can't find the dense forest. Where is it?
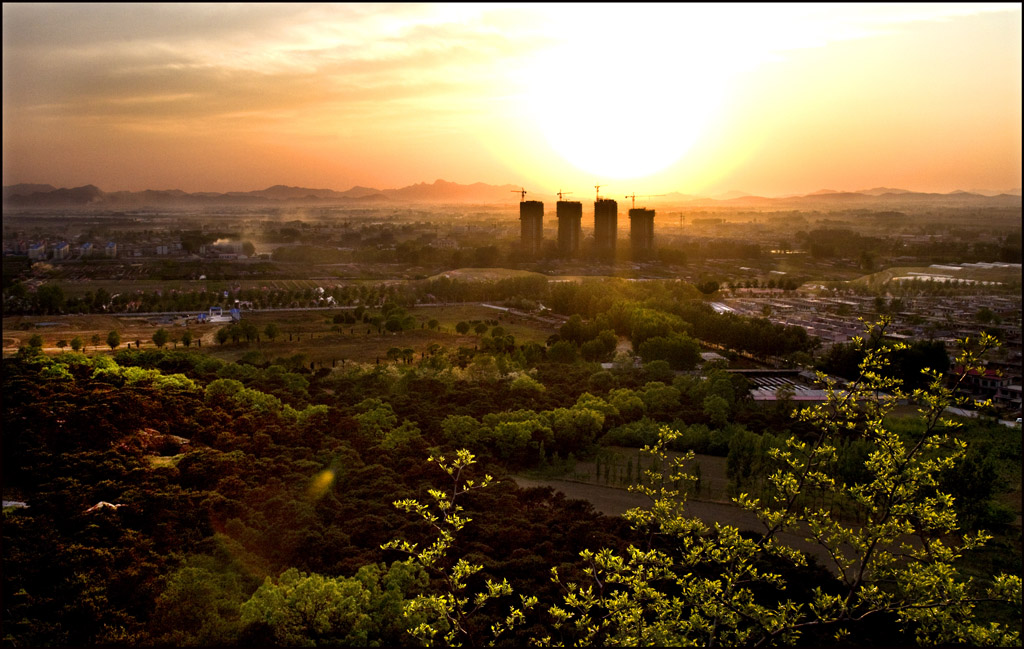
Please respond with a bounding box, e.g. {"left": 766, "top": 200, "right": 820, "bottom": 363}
{"left": 3, "top": 308, "right": 1021, "bottom": 645}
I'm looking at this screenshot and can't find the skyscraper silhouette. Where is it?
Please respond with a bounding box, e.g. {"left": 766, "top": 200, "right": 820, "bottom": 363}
{"left": 519, "top": 200, "right": 544, "bottom": 254}
{"left": 629, "top": 208, "right": 655, "bottom": 255}
{"left": 593, "top": 198, "right": 618, "bottom": 256}
{"left": 557, "top": 200, "right": 582, "bottom": 256}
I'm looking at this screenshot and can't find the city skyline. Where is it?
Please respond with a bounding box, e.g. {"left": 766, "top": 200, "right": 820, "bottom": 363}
{"left": 3, "top": 3, "right": 1021, "bottom": 197}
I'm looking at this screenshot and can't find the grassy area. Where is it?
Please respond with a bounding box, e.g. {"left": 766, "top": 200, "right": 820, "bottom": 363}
{"left": 524, "top": 446, "right": 733, "bottom": 503}
{"left": 147, "top": 455, "right": 183, "bottom": 469}
{"left": 850, "top": 264, "right": 1021, "bottom": 289}
{"left": 426, "top": 267, "right": 548, "bottom": 282}
{"left": 201, "top": 305, "right": 557, "bottom": 365}
{"left": 2, "top": 303, "right": 559, "bottom": 362}
{"left": 54, "top": 278, "right": 359, "bottom": 299}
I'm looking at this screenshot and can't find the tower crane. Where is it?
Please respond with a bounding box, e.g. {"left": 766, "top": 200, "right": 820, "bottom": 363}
{"left": 511, "top": 188, "right": 527, "bottom": 201}
{"left": 595, "top": 185, "right": 603, "bottom": 201}
{"left": 624, "top": 193, "right": 668, "bottom": 209}
{"left": 557, "top": 189, "right": 573, "bottom": 201}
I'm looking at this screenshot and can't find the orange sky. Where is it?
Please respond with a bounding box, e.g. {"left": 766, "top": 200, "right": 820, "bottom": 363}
{"left": 2, "top": 3, "right": 1021, "bottom": 196}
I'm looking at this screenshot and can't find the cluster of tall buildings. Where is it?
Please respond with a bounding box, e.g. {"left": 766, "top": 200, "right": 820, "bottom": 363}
{"left": 518, "top": 197, "right": 656, "bottom": 257}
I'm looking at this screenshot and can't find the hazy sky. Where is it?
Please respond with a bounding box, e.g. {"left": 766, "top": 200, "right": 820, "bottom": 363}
{"left": 3, "top": 3, "right": 1021, "bottom": 196}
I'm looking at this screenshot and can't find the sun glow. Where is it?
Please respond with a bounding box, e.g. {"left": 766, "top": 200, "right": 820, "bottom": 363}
{"left": 516, "top": 6, "right": 757, "bottom": 183}
{"left": 523, "top": 54, "right": 729, "bottom": 181}
{"left": 2, "top": 4, "right": 1019, "bottom": 194}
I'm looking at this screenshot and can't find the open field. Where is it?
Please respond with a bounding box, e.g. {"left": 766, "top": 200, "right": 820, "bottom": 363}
{"left": 426, "top": 267, "right": 548, "bottom": 282}
{"left": 851, "top": 264, "right": 1022, "bottom": 288}
{"left": 46, "top": 268, "right": 657, "bottom": 301}
{"left": 510, "top": 471, "right": 838, "bottom": 569}
{"left": 46, "top": 277, "right": 389, "bottom": 299}
{"left": 527, "top": 446, "right": 733, "bottom": 501}
{"left": 2, "top": 303, "right": 561, "bottom": 362}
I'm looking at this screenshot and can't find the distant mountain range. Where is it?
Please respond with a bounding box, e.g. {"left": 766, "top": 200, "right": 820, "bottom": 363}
{"left": 3, "top": 179, "right": 1021, "bottom": 209}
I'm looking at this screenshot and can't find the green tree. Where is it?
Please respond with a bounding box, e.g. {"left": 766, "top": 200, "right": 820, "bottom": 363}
{"left": 638, "top": 333, "right": 701, "bottom": 370}
{"left": 384, "top": 451, "right": 536, "bottom": 645}
{"left": 695, "top": 279, "right": 720, "bottom": 296}
{"left": 702, "top": 393, "right": 730, "bottom": 427}
{"left": 152, "top": 328, "right": 170, "bottom": 348}
{"left": 543, "top": 321, "right": 1021, "bottom": 646}
{"left": 36, "top": 283, "right": 65, "bottom": 314}
{"left": 547, "top": 340, "right": 578, "bottom": 364}
{"left": 353, "top": 398, "right": 398, "bottom": 438}
{"left": 240, "top": 321, "right": 258, "bottom": 343}
{"left": 106, "top": 330, "right": 120, "bottom": 350}
{"left": 580, "top": 338, "right": 610, "bottom": 362}
{"left": 510, "top": 373, "right": 545, "bottom": 396}
{"left": 70, "top": 336, "right": 83, "bottom": 352}
{"left": 608, "top": 388, "right": 646, "bottom": 421}
{"left": 240, "top": 568, "right": 372, "bottom": 646}
{"left": 27, "top": 334, "right": 44, "bottom": 349}
{"left": 150, "top": 556, "right": 248, "bottom": 646}
{"left": 264, "top": 323, "right": 280, "bottom": 341}
{"left": 455, "top": 321, "right": 470, "bottom": 335}
{"left": 181, "top": 330, "right": 193, "bottom": 347}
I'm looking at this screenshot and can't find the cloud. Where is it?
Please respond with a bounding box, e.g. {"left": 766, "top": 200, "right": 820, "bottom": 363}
{"left": 3, "top": 3, "right": 550, "bottom": 141}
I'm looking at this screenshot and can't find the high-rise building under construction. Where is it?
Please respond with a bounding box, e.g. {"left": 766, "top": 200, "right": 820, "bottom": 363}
{"left": 593, "top": 199, "right": 618, "bottom": 254}
{"left": 519, "top": 200, "right": 544, "bottom": 254}
{"left": 629, "top": 208, "right": 655, "bottom": 254}
{"left": 556, "top": 200, "right": 582, "bottom": 256}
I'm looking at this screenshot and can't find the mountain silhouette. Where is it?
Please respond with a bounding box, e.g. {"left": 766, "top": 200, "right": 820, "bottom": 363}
{"left": 3, "top": 181, "right": 1020, "bottom": 209}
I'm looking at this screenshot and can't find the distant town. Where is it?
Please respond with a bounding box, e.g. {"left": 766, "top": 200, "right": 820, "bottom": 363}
{"left": 4, "top": 180, "right": 1020, "bottom": 419}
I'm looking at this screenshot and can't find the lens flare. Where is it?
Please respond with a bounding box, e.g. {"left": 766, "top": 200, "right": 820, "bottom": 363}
{"left": 307, "top": 469, "right": 335, "bottom": 500}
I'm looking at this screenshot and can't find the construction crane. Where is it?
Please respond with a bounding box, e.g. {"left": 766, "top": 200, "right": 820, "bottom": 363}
{"left": 511, "top": 188, "right": 527, "bottom": 201}
{"left": 624, "top": 193, "right": 668, "bottom": 209}
{"left": 594, "top": 185, "right": 603, "bottom": 201}
{"left": 557, "top": 189, "right": 573, "bottom": 201}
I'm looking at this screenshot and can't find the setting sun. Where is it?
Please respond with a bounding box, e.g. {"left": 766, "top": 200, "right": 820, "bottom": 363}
{"left": 517, "top": 5, "right": 746, "bottom": 183}
{"left": 521, "top": 46, "right": 730, "bottom": 181}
